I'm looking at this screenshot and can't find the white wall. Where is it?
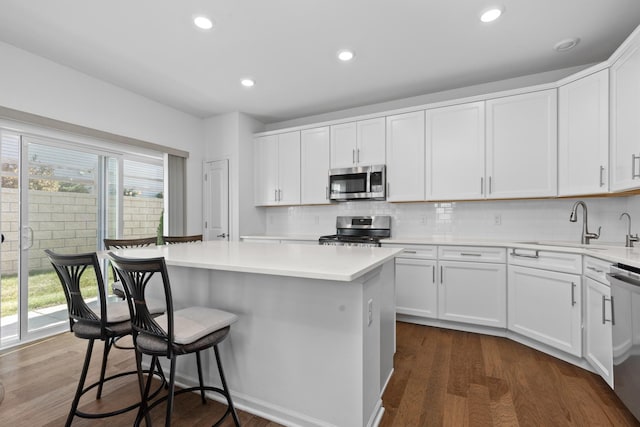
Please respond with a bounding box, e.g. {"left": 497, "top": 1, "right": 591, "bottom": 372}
{"left": 0, "top": 41, "right": 205, "bottom": 232}
{"left": 263, "top": 196, "right": 640, "bottom": 245}
{"left": 203, "top": 112, "right": 265, "bottom": 240}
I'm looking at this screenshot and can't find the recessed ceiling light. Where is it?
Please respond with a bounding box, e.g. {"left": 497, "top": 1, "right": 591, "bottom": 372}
{"left": 554, "top": 38, "right": 580, "bottom": 52}
{"left": 241, "top": 78, "right": 255, "bottom": 88}
{"left": 480, "top": 7, "right": 504, "bottom": 23}
{"left": 193, "top": 16, "right": 213, "bottom": 30}
{"left": 337, "top": 50, "right": 355, "bottom": 62}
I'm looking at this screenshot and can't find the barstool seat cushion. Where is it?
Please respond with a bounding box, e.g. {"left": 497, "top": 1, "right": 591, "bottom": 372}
{"left": 72, "top": 319, "right": 131, "bottom": 339}
{"left": 154, "top": 307, "right": 238, "bottom": 345}
{"left": 91, "top": 298, "right": 165, "bottom": 323}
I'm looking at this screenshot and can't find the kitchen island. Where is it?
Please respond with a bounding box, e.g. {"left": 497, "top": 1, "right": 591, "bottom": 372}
{"left": 110, "top": 240, "right": 401, "bottom": 427}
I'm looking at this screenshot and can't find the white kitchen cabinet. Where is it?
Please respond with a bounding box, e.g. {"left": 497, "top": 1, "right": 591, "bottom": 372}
{"left": 301, "top": 127, "right": 330, "bottom": 204}
{"left": 330, "top": 118, "right": 385, "bottom": 169}
{"left": 486, "top": 90, "right": 558, "bottom": 198}
{"left": 426, "top": 102, "right": 485, "bottom": 200}
{"left": 508, "top": 265, "right": 582, "bottom": 357}
{"left": 254, "top": 131, "right": 300, "bottom": 206}
{"left": 386, "top": 111, "right": 425, "bottom": 201}
{"left": 558, "top": 69, "right": 609, "bottom": 196}
{"left": 584, "top": 276, "right": 614, "bottom": 388}
{"left": 610, "top": 42, "right": 640, "bottom": 191}
{"left": 438, "top": 260, "right": 506, "bottom": 328}
{"left": 395, "top": 257, "right": 438, "bottom": 319}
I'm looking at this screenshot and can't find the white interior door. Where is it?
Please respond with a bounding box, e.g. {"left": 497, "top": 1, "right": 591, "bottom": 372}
{"left": 203, "top": 159, "right": 229, "bottom": 241}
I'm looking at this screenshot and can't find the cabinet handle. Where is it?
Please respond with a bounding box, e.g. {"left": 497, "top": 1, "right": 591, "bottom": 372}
{"left": 387, "top": 182, "right": 390, "bottom": 197}
{"left": 440, "top": 265, "right": 443, "bottom": 284}
{"left": 326, "top": 186, "right": 329, "bottom": 200}
{"left": 611, "top": 295, "right": 616, "bottom": 325}
{"left": 460, "top": 253, "right": 482, "bottom": 257}
{"left": 353, "top": 149, "right": 356, "bottom": 164}
{"left": 403, "top": 250, "right": 417, "bottom": 254}
{"left": 480, "top": 177, "right": 484, "bottom": 195}
{"left": 489, "top": 176, "right": 492, "bottom": 194}
{"left": 633, "top": 154, "right": 640, "bottom": 179}
{"left": 603, "top": 295, "right": 613, "bottom": 324}
{"left": 571, "top": 282, "right": 576, "bottom": 306}
{"left": 357, "top": 148, "right": 360, "bottom": 163}
{"left": 432, "top": 265, "right": 435, "bottom": 283}
{"left": 274, "top": 189, "right": 278, "bottom": 201}
{"left": 587, "top": 266, "right": 603, "bottom": 273}
{"left": 510, "top": 249, "right": 539, "bottom": 258}
{"left": 599, "top": 165, "right": 605, "bottom": 187}
{"left": 279, "top": 189, "right": 282, "bottom": 201}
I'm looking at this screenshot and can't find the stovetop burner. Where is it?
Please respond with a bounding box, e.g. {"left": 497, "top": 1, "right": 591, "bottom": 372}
{"left": 318, "top": 216, "right": 391, "bottom": 247}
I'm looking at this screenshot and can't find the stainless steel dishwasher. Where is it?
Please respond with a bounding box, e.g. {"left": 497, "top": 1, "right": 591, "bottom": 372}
{"left": 608, "top": 263, "right": 640, "bottom": 422}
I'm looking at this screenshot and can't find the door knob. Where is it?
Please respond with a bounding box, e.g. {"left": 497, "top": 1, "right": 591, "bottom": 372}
{"left": 217, "top": 233, "right": 227, "bottom": 238}
{"left": 1, "top": 234, "right": 4, "bottom": 243}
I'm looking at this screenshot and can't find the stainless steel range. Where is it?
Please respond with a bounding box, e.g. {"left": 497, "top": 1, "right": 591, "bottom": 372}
{"left": 319, "top": 216, "right": 391, "bottom": 247}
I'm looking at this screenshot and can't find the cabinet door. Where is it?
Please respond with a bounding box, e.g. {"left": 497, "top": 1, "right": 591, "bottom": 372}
{"left": 558, "top": 69, "right": 609, "bottom": 196}
{"left": 395, "top": 258, "right": 437, "bottom": 318}
{"left": 301, "top": 127, "right": 330, "bottom": 204}
{"left": 438, "top": 261, "right": 506, "bottom": 328}
{"left": 584, "top": 277, "right": 614, "bottom": 388}
{"left": 330, "top": 122, "right": 357, "bottom": 169}
{"left": 611, "top": 43, "right": 640, "bottom": 191}
{"left": 508, "top": 265, "right": 582, "bottom": 357}
{"left": 277, "top": 131, "right": 301, "bottom": 205}
{"left": 486, "top": 90, "right": 557, "bottom": 198}
{"left": 386, "top": 111, "right": 425, "bottom": 201}
{"left": 426, "top": 102, "right": 485, "bottom": 200}
{"left": 254, "top": 135, "right": 279, "bottom": 206}
{"left": 357, "top": 117, "right": 386, "bottom": 166}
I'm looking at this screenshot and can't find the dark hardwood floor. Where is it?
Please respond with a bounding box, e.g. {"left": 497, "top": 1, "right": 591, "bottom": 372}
{"left": 0, "top": 322, "right": 638, "bottom": 426}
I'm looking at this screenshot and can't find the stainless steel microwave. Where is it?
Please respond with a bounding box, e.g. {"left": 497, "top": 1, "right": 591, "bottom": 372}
{"left": 329, "top": 164, "right": 386, "bottom": 201}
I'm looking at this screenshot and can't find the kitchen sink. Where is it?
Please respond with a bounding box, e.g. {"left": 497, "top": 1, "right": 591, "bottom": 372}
{"left": 515, "top": 241, "right": 616, "bottom": 250}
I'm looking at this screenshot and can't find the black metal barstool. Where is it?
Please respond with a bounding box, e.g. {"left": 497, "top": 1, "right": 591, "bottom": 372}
{"left": 162, "top": 234, "right": 203, "bottom": 244}
{"left": 103, "top": 237, "right": 157, "bottom": 298}
{"left": 45, "top": 249, "right": 165, "bottom": 427}
{"left": 108, "top": 252, "right": 241, "bottom": 427}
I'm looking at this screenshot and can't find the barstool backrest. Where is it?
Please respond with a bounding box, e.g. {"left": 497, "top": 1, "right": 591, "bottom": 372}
{"left": 107, "top": 252, "right": 174, "bottom": 356}
{"left": 162, "top": 234, "right": 203, "bottom": 244}
{"left": 45, "top": 250, "right": 106, "bottom": 334}
{"left": 104, "top": 237, "right": 157, "bottom": 250}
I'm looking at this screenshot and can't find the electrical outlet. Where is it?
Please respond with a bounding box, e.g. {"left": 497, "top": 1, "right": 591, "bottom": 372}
{"left": 494, "top": 214, "right": 502, "bottom": 225}
{"left": 367, "top": 299, "right": 373, "bottom": 326}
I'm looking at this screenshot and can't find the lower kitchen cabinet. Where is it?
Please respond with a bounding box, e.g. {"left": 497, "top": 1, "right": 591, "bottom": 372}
{"left": 438, "top": 260, "right": 506, "bottom": 328}
{"left": 508, "top": 265, "right": 582, "bottom": 357}
{"left": 395, "top": 257, "right": 437, "bottom": 318}
{"left": 584, "top": 276, "right": 614, "bottom": 388}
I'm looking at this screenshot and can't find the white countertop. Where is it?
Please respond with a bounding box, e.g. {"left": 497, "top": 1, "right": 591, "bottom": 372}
{"left": 241, "top": 234, "right": 640, "bottom": 269}
{"left": 240, "top": 234, "right": 321, "bottom": 241}
{"left": 109, "top": 240, "right": 402, "bottom": 282}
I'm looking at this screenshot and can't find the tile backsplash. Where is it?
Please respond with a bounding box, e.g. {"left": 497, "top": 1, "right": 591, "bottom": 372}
{"left": 265, "top": 195, "right": 640, "bottom": 245}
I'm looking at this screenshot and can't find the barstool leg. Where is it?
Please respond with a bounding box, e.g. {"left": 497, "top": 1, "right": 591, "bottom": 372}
{"left": 66, "top": 339, "right": 95, "bottom": 427}
{"left": 195, "top": 351, "right": 206, "bottom": 404}
{"left": 214, "top": 344, "right": 240, "bottom": 427}
{"left": 96, "top": 336, "right": 113, "bottom": 399}
{"left": 166, "top": 357, "right": 177, "bottom": 427}
{"left": 133, "top": 350, "right": 152, "bottom": 427}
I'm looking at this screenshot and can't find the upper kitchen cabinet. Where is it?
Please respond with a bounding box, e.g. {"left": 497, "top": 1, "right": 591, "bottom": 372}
{"left": 330, "top": 117, "right": 385, "bottom": 169}
{"left": 611, "top": 40, "right": 640, "bottom": 192}
{"left": 486, "top": 89, "right": 558, "bottom": 199}
{"left": 425, "top": 101, "right": 485, "bottom": 200}
{"left": 301, "top": 126, "right": 331, "bottom": 205}
{"left": 254, "top": 131, "right": 301, "bottom": 206}
{"left": 558, "top": 69, "right": 609, "bottom": 196}
{"left": 386, "top": 111, "right": 425, "bottom": 201}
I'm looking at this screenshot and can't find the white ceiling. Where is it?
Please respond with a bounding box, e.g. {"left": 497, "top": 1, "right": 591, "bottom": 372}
{"left": 1, "top": 1, "right": 640, "bottom": 124}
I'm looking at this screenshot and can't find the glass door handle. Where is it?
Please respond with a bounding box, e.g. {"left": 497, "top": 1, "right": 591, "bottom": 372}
{"left": 1, "top": 233, "right": 4, "bottom": 243}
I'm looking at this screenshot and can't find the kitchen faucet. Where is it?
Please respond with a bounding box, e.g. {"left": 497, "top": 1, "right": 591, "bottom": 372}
{"left": 619, "top": 212, "right": 639, "bottom": 247}
{"left": 569, "top": 201, "right": 600, "bottom": 245}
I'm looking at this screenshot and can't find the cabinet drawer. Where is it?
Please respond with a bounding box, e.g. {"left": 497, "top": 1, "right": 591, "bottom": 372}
{"left": 508, "top": 248, "right": 582, "bottom": 274}
{"left": 583, "top": 256, "right": 612, "bottom": 284}
{"left": 438, "top": 246, "right": 506, "bottom": 263}
{"left": 383, "top": 244, "right": 437, "bottom": 259}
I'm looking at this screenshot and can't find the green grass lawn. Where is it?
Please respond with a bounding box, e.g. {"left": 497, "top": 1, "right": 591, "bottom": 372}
{"left": 1, "top": 269, "right": 102, "bottom": 317}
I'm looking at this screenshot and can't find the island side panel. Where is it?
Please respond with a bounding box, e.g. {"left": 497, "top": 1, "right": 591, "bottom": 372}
{"left": 378, "top": 259, "right": 396, "bottom": 395}
{"left": 162, "top": 264, "right": 387, "bottom": 427}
